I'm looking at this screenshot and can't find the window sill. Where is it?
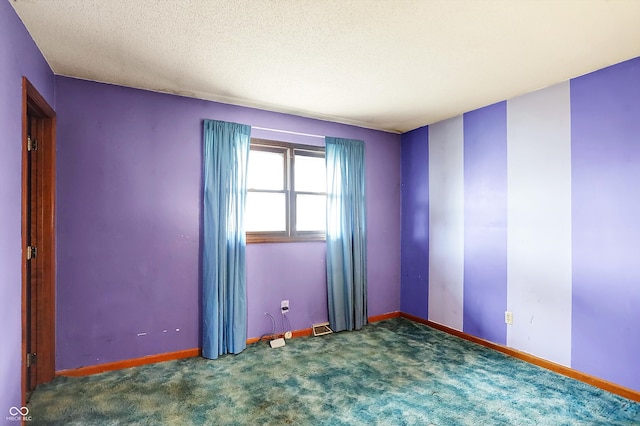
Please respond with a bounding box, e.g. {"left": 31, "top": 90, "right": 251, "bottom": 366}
{"left": 247, "top": 235, "right": 326, "bottom": 244}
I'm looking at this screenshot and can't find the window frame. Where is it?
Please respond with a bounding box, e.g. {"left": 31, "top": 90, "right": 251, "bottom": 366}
{"left": 247, "top": 138, "right": 326, "bottom": 243}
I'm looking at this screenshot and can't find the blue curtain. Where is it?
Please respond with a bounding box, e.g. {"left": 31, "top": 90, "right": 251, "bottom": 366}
{"left": 202, "top": 119, "right": 251, "bottom": 359}
{"left": 325, "top": 137, "right": 367, "bottom": 332}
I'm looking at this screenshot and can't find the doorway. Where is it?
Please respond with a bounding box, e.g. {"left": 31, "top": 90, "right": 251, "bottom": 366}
{"left": 21, "top": 77, "right": 56, "bottom": 404}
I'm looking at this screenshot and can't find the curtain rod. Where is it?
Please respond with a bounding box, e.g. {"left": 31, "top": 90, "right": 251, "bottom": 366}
{"left": 252, "top": 126, "right": 325, "bottom": 139}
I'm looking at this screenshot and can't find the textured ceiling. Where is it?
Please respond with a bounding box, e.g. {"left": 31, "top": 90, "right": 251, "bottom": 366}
{"left": 10, "top": 0, "right": 640, "bottom": 133}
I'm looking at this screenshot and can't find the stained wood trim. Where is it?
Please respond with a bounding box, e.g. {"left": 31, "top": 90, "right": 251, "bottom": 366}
{"left": 21, "top": 77, "right": 56, "bottom": 406}
{"left": 23, "top": 78, "right": 55, "bottom": 117}
{"left": 247, "top": 235, "right": 325, "bottom": 244}
{"left": 20, "top": 79, "right": 29, "bottom": 409}
{"left": 56, "top": 348, "right": 201, "bottom": 377}
{"left": 400, "top": 312, "right": 640, "bottom": 403}
{"left": 246, "top": 327, "right": 314, "bottom": 344}
{"left": 292, "top": 328, "right": 313, "bottom": 338}
{"left": 368, "top": 311, "right": 400, "bottom": 323}
{"left": 246, "top": 312, "right": 400, "bottom": 344}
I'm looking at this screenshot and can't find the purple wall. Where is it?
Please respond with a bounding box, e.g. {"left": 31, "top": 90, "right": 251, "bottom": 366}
{"left": 247, "top": 243, "right": 327, "bottom": 337}
{"left": 0, "top": 0, "right": 54, "bottom": 420}
{"left": 571, "top": 58, "right": 640, "bottom": 390}
{"left": 400, "top": 56, "right": 640, "bottom": 392}
{"left": 462, "top": 103, "right": 507, "bottom": 344}
{"left": 400, "top": 126, "right": 429, "bottom": 318}
{"left": 55, "top": 78, "right": 201, "bottom": 368}
{"left": 55, "top": 76, "right": 401, "bottom": 370}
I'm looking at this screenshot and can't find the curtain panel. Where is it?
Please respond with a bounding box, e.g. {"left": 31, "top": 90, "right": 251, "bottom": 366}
{"left": 325, "top": 137, "right": 368, "bottom": 332}
{"left": 202, "top": 119, "right": 251, "bottom": 359}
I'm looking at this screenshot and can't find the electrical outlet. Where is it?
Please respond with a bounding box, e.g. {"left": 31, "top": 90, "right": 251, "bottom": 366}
{"left": 281, "top": 300, "right": 289, "bottom": 313}
{"left": 505, "top": 311, "right": 513, "bottom": 325}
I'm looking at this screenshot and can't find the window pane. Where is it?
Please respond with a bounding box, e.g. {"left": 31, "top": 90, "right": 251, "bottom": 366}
{"left": 294, "top": 154, "right": 325, "bottom": 193}
{"left": 296, "top": 194, "right": 326, "bottom": 232}
{"left": 246, "top": 192, "right": 286, "bottom": 232}
{"left": 248, "top": 150, "right": 285, "bottom": 190}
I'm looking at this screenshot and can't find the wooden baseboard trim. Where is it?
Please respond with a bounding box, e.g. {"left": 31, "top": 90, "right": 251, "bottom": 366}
{"left": 247, "top": 312, "right": 400, "bottom": 344}
{"left": 400, "top": 312, "right": 640, "bottom": 402}
{"left": 246, "top": 327, "right": 314, "bottom": 345}
{"left": 292, "top": 327, "right": 313, "bottom": 338}
{"left": 368, "top": 311, "right": 401, "bottom": 323}
{"left": 56, "top": 348, "right": 200, "bottom": 377}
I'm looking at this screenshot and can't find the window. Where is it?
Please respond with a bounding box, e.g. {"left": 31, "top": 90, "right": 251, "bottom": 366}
{"left": 246, "top": 139, "right": 326, "bottom": 243}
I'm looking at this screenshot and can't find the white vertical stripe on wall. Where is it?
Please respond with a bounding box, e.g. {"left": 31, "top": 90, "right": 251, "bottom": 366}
{"left": 428, "top": 116, "right": 465, "bottom": 331}
{"left": 506, "top": 82, "right": 572, "bottom": 367}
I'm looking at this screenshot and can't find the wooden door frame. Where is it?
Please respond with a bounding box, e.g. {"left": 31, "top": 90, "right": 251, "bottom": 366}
{"left": 21, "top": 77, "right": 56, "bottom": 405}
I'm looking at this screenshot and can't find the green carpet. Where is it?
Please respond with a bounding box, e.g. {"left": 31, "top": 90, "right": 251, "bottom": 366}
{"left": 28, "top": 318, "right": 639, "bottom": 425}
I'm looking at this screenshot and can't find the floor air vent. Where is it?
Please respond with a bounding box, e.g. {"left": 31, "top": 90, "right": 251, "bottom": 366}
{"left": 312, "top": 322, "right": 333, "bottom": 337}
